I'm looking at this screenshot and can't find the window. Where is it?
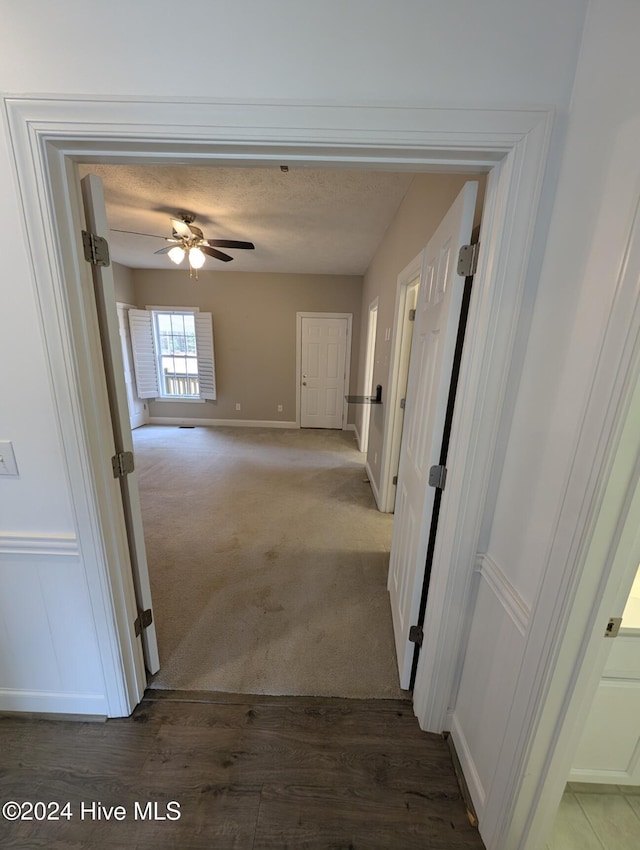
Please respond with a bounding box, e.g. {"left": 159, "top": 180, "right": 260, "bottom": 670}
{"left": 155, "top": 311, "right": 199, "bottom": 397}
{"left": 128, "top": 308, "right": 216, "bottom": 401}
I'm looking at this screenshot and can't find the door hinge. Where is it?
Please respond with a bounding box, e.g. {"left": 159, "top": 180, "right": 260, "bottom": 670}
{"left": 134, "top": 608, "right": 153, "bottom": 637}
{"left": 605, "top": 617, "right": 622, "bottom": 638}
{"left": 457, "top": 243, "right": 479, "bottom": 277}
{"left": 111, "top": 450, "right": 134, "bottom": 479}
{"left": 82, "top": 230, "right": 111, "bottom": 267}
{"left": 428, "top": 464, "right": 447, "bottom": 490}
{"left": 409, "top": 625, "right": 424, "bottom": 646}
{"left": 408, "top": 308, "right": 416, "bottom": 321}
{"left": 400, "top": 398, "right": 406, "bottom": 409}
{"left": 392, "top": 475, "right": 398, "bottom": 486}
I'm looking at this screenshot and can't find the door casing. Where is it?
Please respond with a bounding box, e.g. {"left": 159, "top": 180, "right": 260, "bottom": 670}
{"left": 4, "top": 96, "right": 559, "bottom": 845}
{"left": 357, "top": 298, "right": 378, "bottom": 453}
{"left": 378, "top": 253, "right": 423, "bottom": 513}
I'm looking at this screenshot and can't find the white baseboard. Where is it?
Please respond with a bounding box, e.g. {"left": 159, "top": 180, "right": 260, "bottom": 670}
{"left": 352, "top": 423, "right": 362, "bottom": 448}
{"left": 449, "top": 713, "right": 486, "bottom": 817}
{"left": 148, "top": 417, "right": 298, "bottom": 429}
{"left": 0, "top": 689, "right": 108, "bottom": 716}
{"left": 568, "top": 768, "right": 628, "bottom": 784}
{"left": 365, "top": 459, "right": 382, "bottom": 510}
{"left": 345, "top": 423, "right": 356, "bottom": 432}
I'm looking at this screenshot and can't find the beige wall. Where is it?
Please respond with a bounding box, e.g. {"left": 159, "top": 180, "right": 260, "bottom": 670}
{"left": 112, "top": 261, "right": 136, "bottom": 304}
{"left": 356, "top": 173, "right": 486, "bottom": 491}
{"left": 131, "top": 269, "right": 362, "bottom": 423}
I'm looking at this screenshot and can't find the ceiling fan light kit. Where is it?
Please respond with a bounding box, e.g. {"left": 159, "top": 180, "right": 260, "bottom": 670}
{"left": 168, "top": 246, "right": 186, "bottom": 265}
{"left": 141, "top": 213, "right": 255, "bottom": 279}
{"left": 189, "top": 246, "right": 206, "bottom": 269}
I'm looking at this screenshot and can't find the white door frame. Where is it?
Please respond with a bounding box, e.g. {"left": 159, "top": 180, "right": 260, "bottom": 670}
{"left": 296, "top": 312, "right": 352, "bottom": 430}
{"left": 4, "top": 96, "right": 559, "bottom": 840}
{"left": 358, "top": 298, "right": 378, "bottom": 452}
{"left": 491, "top": 199, "right": 640, "bottom": 850}
{"left": 379, "top": 252, "right": 424, "bottom": 513}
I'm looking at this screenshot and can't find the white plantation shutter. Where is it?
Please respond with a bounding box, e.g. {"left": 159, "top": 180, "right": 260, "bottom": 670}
{"left": 194, "top": 312, "right": 216, "bottom": 400}
{"left": 128, "top": 309, "right": 160, "bottom": 399}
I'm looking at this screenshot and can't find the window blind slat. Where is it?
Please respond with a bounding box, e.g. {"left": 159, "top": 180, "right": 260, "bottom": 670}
{"left": 128, "top": 309, "right": 160, "bottom": 399}
{"left": 194, "top": 312, "right": 216, "bottom": 400}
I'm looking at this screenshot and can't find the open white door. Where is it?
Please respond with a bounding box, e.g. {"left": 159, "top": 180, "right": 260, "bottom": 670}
{"left": 81, "top": 174, "right": 160, "bottom": 676}
{"left": 300, "top": 315, "right": 349, "bottom": 428}
{"left": 388, "top": 181, "right": 477, "bottom": 689}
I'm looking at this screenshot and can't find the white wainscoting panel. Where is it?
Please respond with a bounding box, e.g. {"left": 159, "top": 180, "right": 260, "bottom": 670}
{"left": 0, "top": 534, "right": 108, "bottom": 715}
{"left": 449, "top": 555, "right": 531, "bottom": 818}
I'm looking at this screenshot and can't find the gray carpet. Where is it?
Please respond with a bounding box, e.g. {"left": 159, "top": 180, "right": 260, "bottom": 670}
{"left": 133, "top": 425, "right": 405, "bottom": 698}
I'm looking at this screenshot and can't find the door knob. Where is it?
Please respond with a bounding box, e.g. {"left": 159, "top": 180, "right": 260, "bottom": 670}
{"left": 302, "top": 381, "right": 307, "bottom": 386}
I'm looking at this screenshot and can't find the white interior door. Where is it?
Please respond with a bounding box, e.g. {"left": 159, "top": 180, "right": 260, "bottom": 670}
{"left": 300, "top": 316, "right": 348, "bottom": 429}
{"left": 117, "top": 303, "right": 148, "bottom": 430}
{"left": 570, "top": 564, "right": 640, "bottom": 785}
{"left": 81, "top": 173, "right": 160, "bottom": 676}
{"left": 388, "top": 182, "right": 477, "bottom": 689}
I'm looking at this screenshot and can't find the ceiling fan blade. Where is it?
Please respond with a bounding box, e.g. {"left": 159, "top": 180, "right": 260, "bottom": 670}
{"left": 170, "top": 218, "right": 193, "bottom": 239}
{"left": 154, "top": 246, "right": 174, "bottom": 254}
{"left": 202, "top": 245, "right": 233, "bottom": 263}
{"left": 111, "top": 228, "right": 166, "bottom": 239}
{"left": 206, "top": 239, "right": 255, "bottom": 250}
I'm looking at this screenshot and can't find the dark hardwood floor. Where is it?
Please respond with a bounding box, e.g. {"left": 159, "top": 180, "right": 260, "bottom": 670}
{"left": 0, "top": 690, "right": 485, "bottom": 849}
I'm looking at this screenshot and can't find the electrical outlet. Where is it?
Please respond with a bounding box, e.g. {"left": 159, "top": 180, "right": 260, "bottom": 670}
{"left": 235, "top": 403, "right": 241, "bottom": 411}
{"left": 277, "top": 404, "right": 283, "bottom": 412}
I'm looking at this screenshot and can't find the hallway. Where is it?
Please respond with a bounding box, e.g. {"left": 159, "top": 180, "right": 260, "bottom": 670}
{"left": 0, "top": 690, "right": 485, "bottom": 849}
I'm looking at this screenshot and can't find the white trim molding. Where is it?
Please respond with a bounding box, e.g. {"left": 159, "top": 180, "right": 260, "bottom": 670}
{"left": 0, "top": 689, "right": 108, "bottom": 716}
{"left": 477, "top": 554, "right": 531, "bottom": 637}
{"left": 0, "top": 533, "right": 79, "bottom": 557}
{"left": 379, "top": 251, "right": 425, "bottom": 513}
{"left": 365, "top": 458, "right": 381, "bottom": 509}
{"left": 148, "top": 417, "right": 297, "bottom": 429}
{"left": 450, "top": 713, "right": 486, "bottom": 814}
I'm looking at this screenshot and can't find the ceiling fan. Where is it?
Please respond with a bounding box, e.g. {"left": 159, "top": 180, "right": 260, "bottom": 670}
{"left": 116, "top": 213, "right": 255, "bottom": 277}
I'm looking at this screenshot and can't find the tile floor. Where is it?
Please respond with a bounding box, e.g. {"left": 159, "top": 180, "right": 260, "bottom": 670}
{"left": 546, "top": 783, "right": 640, "bottom": 849}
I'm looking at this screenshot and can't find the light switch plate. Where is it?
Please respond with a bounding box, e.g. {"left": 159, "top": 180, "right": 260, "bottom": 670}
{"left": 0, "top": 441, "right": 19, "bottom": 476}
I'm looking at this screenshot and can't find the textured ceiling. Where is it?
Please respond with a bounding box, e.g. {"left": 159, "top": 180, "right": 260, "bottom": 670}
{"left": 78, "top": 164, "right": 415, "bottom": 276}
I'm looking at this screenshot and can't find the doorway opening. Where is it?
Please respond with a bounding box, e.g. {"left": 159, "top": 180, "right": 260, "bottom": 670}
{"left": 85, "top": 163, "right": 486, "bottom": 702}
{"left": 548, "top": 554, "right": 640, "bottom": 847}
{"left": 7, "top": 101, "right": 553, "bottom": 781}
{"left": 93, "top": 182, "right": 397, "bottom": 699}
{"left": 96, "top": 170, "right": 483, "bottom": 701}
{"left": 543, "top": 523, "right": 640, "bottom": 849}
